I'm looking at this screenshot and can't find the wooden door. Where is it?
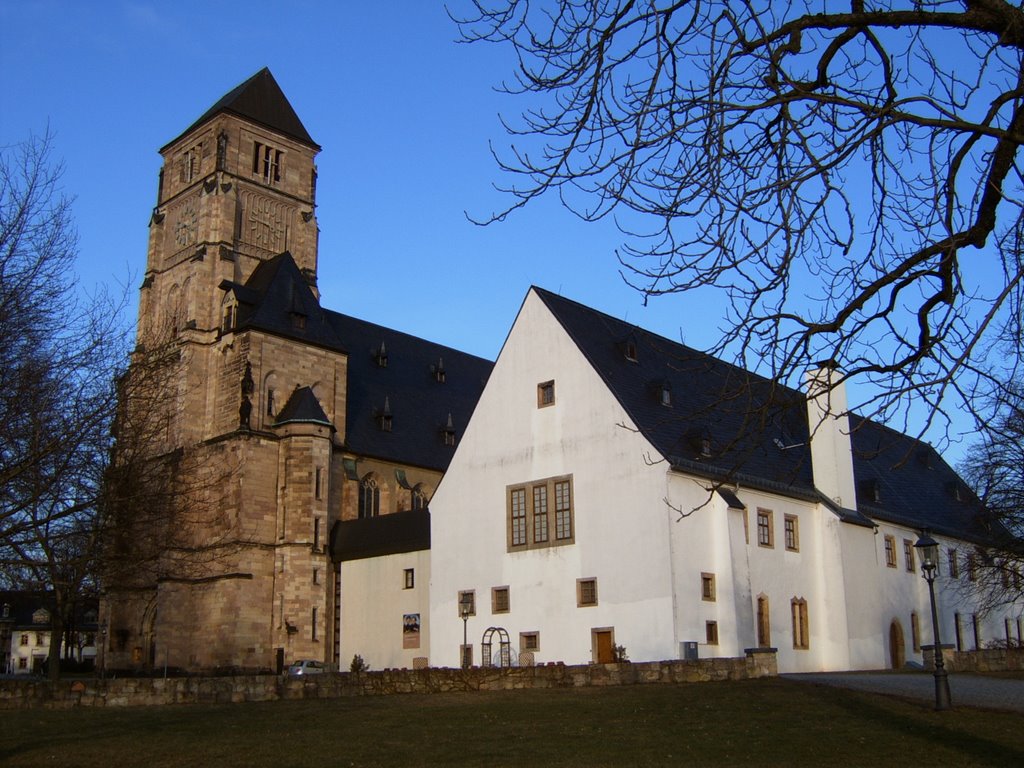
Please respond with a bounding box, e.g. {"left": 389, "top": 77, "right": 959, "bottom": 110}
{"left": 595, "top": 630, "right": 614, "bottom": 663}
{"left": 889, "top": 621, "right": 905, "bottom": 670}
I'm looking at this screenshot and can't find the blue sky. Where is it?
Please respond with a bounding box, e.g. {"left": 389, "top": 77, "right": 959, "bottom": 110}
{"left": 0, "top": 1, "right": 981, "bottom": 463}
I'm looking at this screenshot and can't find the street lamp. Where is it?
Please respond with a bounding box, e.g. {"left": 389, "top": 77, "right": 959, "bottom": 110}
{"left": 914, "top": 531, "right": 952, "bottom": 710}
{"left": 459, "top": 593, "right": 473, "bottom": 669}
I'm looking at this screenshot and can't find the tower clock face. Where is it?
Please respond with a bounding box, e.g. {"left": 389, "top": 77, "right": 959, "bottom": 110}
{"left": 174, "top": 202, "right": 198, "bottom": 247}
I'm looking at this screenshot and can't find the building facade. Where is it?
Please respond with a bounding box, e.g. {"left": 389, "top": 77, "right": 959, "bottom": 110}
{"left": 428, "top": 288, "right": 1023, "bottom": 672}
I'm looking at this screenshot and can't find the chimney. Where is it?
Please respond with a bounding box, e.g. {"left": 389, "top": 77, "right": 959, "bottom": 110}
{"left": 805, "top": 362, "right": 857, "bottom": 509}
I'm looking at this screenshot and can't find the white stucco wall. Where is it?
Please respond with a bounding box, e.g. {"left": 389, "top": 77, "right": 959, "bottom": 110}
{"left": 338, "top": 550, "right": 430, "bottom": 671}
{"left": 429, "top": 290, "right": 674, "bottom": 668}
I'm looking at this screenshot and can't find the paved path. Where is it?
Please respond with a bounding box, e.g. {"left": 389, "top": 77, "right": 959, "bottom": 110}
{"left": 783, "top": 672, "right": 1024, "bottom": 713}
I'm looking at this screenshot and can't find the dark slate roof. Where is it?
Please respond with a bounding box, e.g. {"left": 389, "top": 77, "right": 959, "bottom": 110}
{"left": 330, "top": 509, "right": 431, "bottom": 562}
{"left": 533, "top": 287, "right": 990, "bottom": 542}
{"left": 327, "top": 311, "right": 492, "bottom": 471}
{"left": 164, "top": 67, "right": 319, "bottom": 151}
{"left": 275, "top": 386, "right": 332, "bottom": 428}
{"left": 224, "top": 252, "right": 345, "bottom": 351}
{"left": 224, "top": 252, "right": 491, "bottom": 471}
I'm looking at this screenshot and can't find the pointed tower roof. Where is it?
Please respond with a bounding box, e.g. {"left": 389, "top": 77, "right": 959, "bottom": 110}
{"left": 274, "top": 386, "right": 333, "bottom": 428}
{"left": 163, "top": 67, "right": 319, "bottom": 150}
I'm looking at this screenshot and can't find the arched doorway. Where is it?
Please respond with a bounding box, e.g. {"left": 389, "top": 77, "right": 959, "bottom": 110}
{"left": 889, "top": 620, "right": 905, "bottom": 670}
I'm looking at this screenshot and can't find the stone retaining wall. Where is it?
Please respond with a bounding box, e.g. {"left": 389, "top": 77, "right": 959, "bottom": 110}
{"left": 922, "top": 645, "right": 1023, "bottom": 672}
{"left": 0, "top": 649, "right": 776, "bottom": 710}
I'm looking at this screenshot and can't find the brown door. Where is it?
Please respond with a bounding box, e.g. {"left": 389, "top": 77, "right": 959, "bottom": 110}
{"left": 757, "top": 596, "right": 771, "bottom": 647}
{"left": 889, "top": 621, "right": 905, "bottom": 670}
{"left": 595, "top": 630, "right": 614, "bottom": 663}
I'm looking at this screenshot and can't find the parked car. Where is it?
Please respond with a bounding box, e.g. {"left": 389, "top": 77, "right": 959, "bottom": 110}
{"left": 287, "top": 659, "right": 326, "bottom": 676}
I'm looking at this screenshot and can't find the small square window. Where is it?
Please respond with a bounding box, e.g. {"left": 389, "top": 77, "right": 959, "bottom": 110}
{"left": 520, "top": 631, "right": 540, "bottom": 653}
{"left": 404, "top": 568, "right": 415, "bottom": 590}
{"left": 458, "top": 590, "right": 476, "bottom": 617}
{"left": 577, "top": 578, "right": 598, "bottom": 607}
{"left": 701, "top": 572, "right": 716, "bottom": 602}
{"left": 705, "top": 621, "right": 719, "bottom": 645}
{"left": 492, "top": 586, "right": 510, "bottom": 614}
{"left": 537, "top": 380, "right": 555, "bottom": 408}
{"left": 784, "top": 515, "right": 799, "bottom": 552}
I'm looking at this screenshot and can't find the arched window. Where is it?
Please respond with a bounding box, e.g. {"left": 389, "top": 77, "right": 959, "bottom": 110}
{"left": 358, "top": 475, "right": 380, "bottom": 519}
{"left": 757, "top": 594, "right": 771, "bottom": 647}
{"left": 411, "top": 484, "right": 429, "bottom": 512}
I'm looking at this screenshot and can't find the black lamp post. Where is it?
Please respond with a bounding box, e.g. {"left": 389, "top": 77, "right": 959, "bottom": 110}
{"left": 459, "top": 593, "right": 472, "bottom": 669}
{"left": 914, "top": 531, "right": 952, "bottom": 710}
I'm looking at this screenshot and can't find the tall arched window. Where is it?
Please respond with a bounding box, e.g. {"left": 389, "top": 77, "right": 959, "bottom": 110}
{"left": 791, "top": 598, "right": 808, "bottom": 650}
{"left": 411, "top": 484, "right": 428, "bottom": 512}
{"left": 757, "top": 594, "right": 771, "bottom": 647}
{"left": 358, "top": 475, "right": 380, "bottom": 519}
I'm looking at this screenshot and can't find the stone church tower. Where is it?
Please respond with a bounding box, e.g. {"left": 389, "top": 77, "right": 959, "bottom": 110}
{"left": 101, "top": 69, "right": 490, "bottom": 673}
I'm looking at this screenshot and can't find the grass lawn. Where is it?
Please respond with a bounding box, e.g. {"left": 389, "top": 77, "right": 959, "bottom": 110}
{"left": 1, "top": 678, "right": 1021, "bottom": 767}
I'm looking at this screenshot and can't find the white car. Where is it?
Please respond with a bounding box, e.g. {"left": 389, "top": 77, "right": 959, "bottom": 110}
{"left": 287, "top": 659, "right": 326, "bottom": 676}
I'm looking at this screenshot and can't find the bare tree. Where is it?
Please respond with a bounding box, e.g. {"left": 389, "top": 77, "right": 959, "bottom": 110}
{"left": 454, "top": 1, "right": 1024, "bottom": 440}
{"left": 958, "top": 380, "right": 1024, "bottom": 612}
{"left": 0, "top": 132, "right": 127, "bottom": 679}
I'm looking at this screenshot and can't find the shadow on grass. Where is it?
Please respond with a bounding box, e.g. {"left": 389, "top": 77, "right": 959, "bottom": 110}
{"left": 798, "top": 682, "right": 1024, "bottom": 767}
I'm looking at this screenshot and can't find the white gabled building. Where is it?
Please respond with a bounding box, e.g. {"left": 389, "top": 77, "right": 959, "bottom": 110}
{"left": 428, "top": 287, "right": 1022, "bottom": 672}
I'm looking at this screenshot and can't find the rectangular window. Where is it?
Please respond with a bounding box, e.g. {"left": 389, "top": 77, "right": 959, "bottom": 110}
{"left": 510, "top": 487, "right": 527, "bottom": 547}
{"left": 903, "top": 539, "right": 915, "bottom": 573}
{"left": 791, "top": 599, "right": 809, "bottom": 649}
{"left": 701, "top": 572, "right": 716, "bottom": 602}
{"left": 954, "top": 613, "right": 963, "bottom": 651}
{"left": 948, "top": 548, "right": 959, "bottom": 578}
{"left": 461, "top": 644, "right": 473, "bottom": 668}
{"left": 757, "top": 509, "right": 773, "bottom": 548}
{"left": 520, "top": 631, "right": 540, "bottom": 653}
{"left": 972, "top": 614, "right": 980, "bottom": 649}
{"left": 19, "top": 633, "right": 28, "bottom": 646}
{"left": 554, "top": 480, "right": 572, "bottom": 540}
{"left": 884, "top": 535, "right": 897, "bottom": 568}
{"left": 784, "top": 515, "right": 799, "bottom": 552}
{"left": 458, "top": 590, "right": 476, "bottom": 617}
{"left": 911, "top": 612, "right": 920, "bottom": 652}
{"left": 311, "top": 607, "right": 318, "bottom": 641}
{"left": 315, "top": 467, "right": 324, "bottom": 500}
{"left": 18, "top": 658, "right": 26, "bottom": 669}
{"left": 577, "top": 578, "right": 598, "bottom": 607}
{"left": 492, "top": 586, "right": 510, "bottom": 614}
{"left": 507, "top": 476, "right": 574, "bottom": 551}
{"left": 1006, "top": 619, "right": 1013, "bottom": 646}
{"left": 967, "top": 553, "right": 977, "bottom": 581}
{"left": 404, "top": 568, "right": 415, "bottom": 589}
{"left": 705, "top": 621, "right": 719, "bottom": 645}
{"left": 537, "top": 380, "right": 555, "bottom": 408}
{"left": 313, "top": 517, "right": 321, "bottom": 550}
{"left": 312, "top": 568, "right": 319, "bottom": 585}
{"left": 532, "top": 485, "right": 549, "bottom": 543}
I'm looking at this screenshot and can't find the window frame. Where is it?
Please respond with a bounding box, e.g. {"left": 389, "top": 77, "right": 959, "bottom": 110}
{"left": 783, "top": 514, "right": 799, "bottom": 552}
{"left": 903, "top": 539, "right": 916, "bottom": 573}
{"left": 520, "top": 631, "right": 540, "bottom": 653}
{"left": 537, "top": 380, "right": 555, "bottom": 408}
{"left": 507, "top": 475, "right": 575, "bottom": 551}
{"left": 577, "top": 577, "right": 598, "bottom": 607}
{"left": 948, "top": 548, "right": 959, "bottom": 578}
{"left": 756, "top": 509, "right": 774, "bottom": 548}
{"left": 492, "top": 586, "right": 510, "bottom": 614}
{"left": 404, "top": 568, "right": 415, "bottom": 590}
{"left": 884, "top": 535, "right": 897, "bottom": 568}
{"left": 705, "top": 620, "right": 719, "bottom": 645}
{"left": 791, "top": 598, "right": 809, "bottom": 650}
{"left": 700, "top": 572, "right": 716, "bottom": 602}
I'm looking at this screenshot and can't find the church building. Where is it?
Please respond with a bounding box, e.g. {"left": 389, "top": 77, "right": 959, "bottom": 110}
{"left": 100, "top": 69, "right": 490, "bottom": 674}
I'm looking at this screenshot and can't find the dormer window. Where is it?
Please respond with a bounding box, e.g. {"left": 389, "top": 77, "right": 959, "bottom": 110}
{"left": 375, "top": 342, "right": 388, "bottom": 368}
{"left": 222, "top": 302, "right": 236, "bottom": 333}
{"left": 378, "top": 396, "right": 393, "bottom": 432}
{"left": 624, "top": 337, "right": 638, "bottom": 362}
{"left": 861, "top": 479, "right": 881, "bottom": 503}
{"left": 659, "top": 382, "right": 672, "bottom": 407}
{"left": 947, "top": 481, "right": 963, "bottom": 501}
{"left": 290, "top": 311, "right": 306, "bottom": 330}
{"left": 433, "top": 357, "right": 446, "bottom": 383}
{"left": 701, "top": 437, "right": 712, "bottom": 457}
{"left": 442, "top": 412, "right": 456, "bottom": 446}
